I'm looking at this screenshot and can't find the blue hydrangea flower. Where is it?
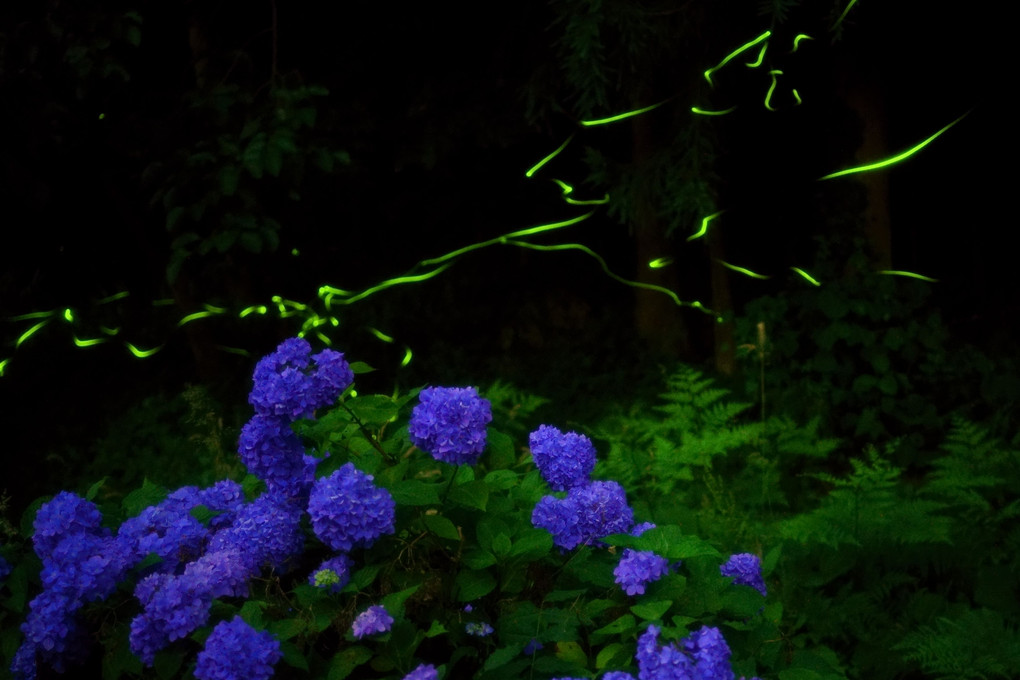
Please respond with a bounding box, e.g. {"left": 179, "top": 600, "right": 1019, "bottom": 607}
{"left": 118, "top": 499, "right": 210, "bottom": 573}
{"left": 408, "top": 386, "right": 492, "bottom": 465}
{"left": 41, "top": 532, "right": 132, "bottom": 604}
{"left": 351, "top": 605, "right": 393, "bottom": 639}
{"left": 720, "top": 553, "right": 767, "bottom": 597}
{"left": 248, "top": 338, "right": 353, "bottom": 420}
{"left": 308, "top": 463, "right": 395, "bottom": 552}
{"left": 683, "top": 626, "right": 734, "bottom": 680}
{"left": 130, "top": 571, "right": 214, "bottom": 665}
{"left": 403, "top": 663, "right": 438, "bottom": 680}
{"left": 523, "top": 638, "right": 543, "bottom": 655}
{"left": 207, "top": 492, "right": 305, "bottom": 574}
{"left": 631, "top": 522, "right": 656, "bottom": 537}
{"left": 636, "top": 624, "right": 695, "bottom": 680}
{"left": 194, "top": 616, "right": 282, "bottom": 680}
{"left": 465, "top": 621, "right": 493, "bottom": 637}
{"left": 528, "top": 424, "right": 597, "bottom": 491}
{"left": 603, "top": 673, "right": 636, "bottom": 680}
{"left": 15, "top": 589, "right": 90, "bottom": 678}
{"left": 309, "top": 554, "right": 352, "bottom": 593}
{"left": 531, "top": 481, "right": 634, "bottom": 550}
{"left": 238, "top": 414, "right": 310, "bottom": 496}
{"left": 614, "top": 549, "right": 671, "bottom": 596}
{"left": 31, "top": 492, "right": 104, "bottom": 560}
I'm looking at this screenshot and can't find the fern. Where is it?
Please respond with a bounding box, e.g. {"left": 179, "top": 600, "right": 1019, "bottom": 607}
{"left": 895, "top": 609, "right": 1020, "bottom": 679}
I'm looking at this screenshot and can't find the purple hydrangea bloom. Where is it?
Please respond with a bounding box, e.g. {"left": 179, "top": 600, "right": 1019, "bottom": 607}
{"left": 130, "top": 571, "right": 214, "bottom": 665}
{"left": 118, "top": 499, "right": 210, "bottom": 572}
{"left": 523, "top": 638, "right": 543, "bottom": 655}
{"left": 41, "top": 532, "right": 132, "bottom": 603}
{"left": 408, "top": 386, "right": 492, "bottom": 465}
{"left": 683, "top": 626, "right": 735, "bottom": 680}
{"left": 403, "top": 663, "right": 438, "bottom": 680}
{"left": 248, "top": 338, "right": 353, "bottom": 420}
{"left": 194, "top": 616, "right": 282, "bottom": 680}
{"left": 636, "top": 625, "right": 695, "bottom": 680}
{"left": 308, "top": 463, "right": 395, "bottom": 552}
{"left": 207, "top": 492, "right": 305, "bottom": 574}
{"left": 720, "top": 553, "right": 767, "bottom": 597}
{"left": 631, "top": 522, "right": 656, "bottom": 537}
{"left": 532, "top": 481, "right": 635, "bottom": 550}
{"left": 614, "top": 549, "right": 671, "bottom": 596}
{"left": 309, "top": 554, "right": 352, "bottom": 593}
{"left": 31, "top": 492, "right": 104, "bottom": 560}
{"left": 529, "top": 425, "right": 597, "bottom": 491}
{"left": 603, "top": 673, "right": 637, "bottom": 680}
{"left": 238, "top": 414, "right": 310, "bottom": 497}
{"left": 351, "top": 605, "right": 393, "bottom": 638}
{"left": 15, "top": 589, "right": 90, "bottom": 678}
{"left": 465, "top": 621, "right": 493, "bottom": 637}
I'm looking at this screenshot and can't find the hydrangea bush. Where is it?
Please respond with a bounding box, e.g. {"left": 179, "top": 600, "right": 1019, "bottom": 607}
{"left": 0, "top": 338, "right": 795, "bottom": 680}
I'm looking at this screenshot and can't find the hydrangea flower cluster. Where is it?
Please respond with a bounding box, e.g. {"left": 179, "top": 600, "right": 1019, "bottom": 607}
{"left": 194, "top": 616, "right": 282, "bottom": 680}
{"left": 249, "top": 337, "right": 353, "bottom": 420}
{"left": 351, "top": 605, "right": 393, "bottom": 639}
{"left": 720, "top": 553, "right": 767, "bottom": 597}
{"left": 403, "top": 663, "right": 439, "bottom": 680}
{"left": 635, "top": 624, "right": 761, "bottom": 680}
{"left": 614, "top": 549, "right": 671, "bottom": 596}
{"left": 309, "top": 554, "right": 352, "bottom": 593}
{"left": 308, "top": 463, "right": 395, "bottom": 552}
{"left": 529, "top": 424, "right": 597, "bottom": 491}
{"left": 531, "top": 480, "right": 635, "bottom": 550}
{"left": 408, "top": 386, "right": 492, "bottom": 465}
{"left": 465, "top": 621, "right": 494, "bottom": 636}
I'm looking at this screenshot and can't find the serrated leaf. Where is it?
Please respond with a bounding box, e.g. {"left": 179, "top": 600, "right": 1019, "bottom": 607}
{"left": 594, "top": 614, "right": 636, "bottom": 636}
{"left": 630, "top": 600, "right": 673, "bottom": 621}
{"left": 121, "top": 479, "right": 167, "bottom": 517}
{"left": 456, "top": 568, "right": 496, "bottom": 600}
{"left": 390, "top": 480, "right": 441, "bottom": 506}
{"left": 596, "top": 642, "right": 630, "bottom": 669}
{"left": 381, "top": 585, "right": 420, "bottom": 617}
{"left": 423, "top": 513, "right": 461, "bottom": 540}
{"left": 483, "top": 469, "right": 518, "bottom": 491}
{"left": 269, "top": 617, "right": 306, "bottom": 641}
{"left": 86, "top": 477, "right": 107, "bottom": 501}
{"left": 509, "top": 528, "right": 553, "bottom": 560}
{"left": 349, "top": 361, "right": 375, "bottom": 374}
{"left": 555, "top": 640, "right": 587, "bottom": 667}
{"left": 485, "top": 429, "right": 515, "bottom": 469}
{"left": 484, "top": 644, "right": 526, "bottom": 671}
{"left": 348, "top": 394, "right": 398, "bottom": 425}
{"left": 449, "top": 480, "right": 488, "bottom": 511}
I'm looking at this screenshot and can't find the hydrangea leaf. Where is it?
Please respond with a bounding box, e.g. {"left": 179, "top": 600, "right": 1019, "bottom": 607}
{"left": 423, "top": 513, "right": 461, "bottom": 541}
{"left": 449, "top": 480, "right": 488, "bottom": 511}
{"left": 347, "top": 394, "right": 398, "bottom": 426}
{"left": 596, "top": 642, "right": 631, "bottom": 669}
{"left": 390, "top": 480, "right": 441, "bottom": 506}
{"left": 456, "top": 568, "right": 496, "bottom": 601}
{"left": 630, "top": 599, "right": 673, "bottom": 621}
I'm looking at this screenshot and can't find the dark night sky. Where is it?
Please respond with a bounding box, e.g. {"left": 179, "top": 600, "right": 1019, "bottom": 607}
{"left": 1, "top": 1, "right": 1015, "bottom": 507}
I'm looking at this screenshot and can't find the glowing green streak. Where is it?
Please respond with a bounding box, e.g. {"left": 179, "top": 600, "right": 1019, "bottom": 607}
{"left": 764, "top": 70, "right": 782, "bottom": 111}
{"left": 239, "top": 305, "right": 267, "bottom": 317}
{"left": 688, "top": 211, "right": 724, "bottom": 241}
{"left": 73, "top": 336, "right": 106, "bottom": 347}
{"left": 580, "top": 101, "right": 665, "bottom": 127}
{"left": 0, "top": 359, "right": 9, "bottom": 376}
{"left": 691, "top": 106, "right": 737, "bottom": 116}
{"left": 552, "top": 179, "right": 573, "bottom": 195}
{"left": 792, "top": 34, "right": 814, "bottom": 52}
{"left": 100, "top": 326, "right": 120, "bottom": 335}
{"left": 564, "top": 193, "right": 610, "bottom": 206}
{"left": 833, "top": 0, "right": 858, "bottom": 32}
{"left": 525, "top": 135, "right": 574, "bottom": 177}
{"left": 125, "top": 342, "right": 161, "bottom": 358}
{"left": 718, "top": 260, "right": 770, "bottom": 279}
{"left": 63, "top": 308, "right": 74, "bottom": 322}
{"left": 314, "top": 331, "right": 331, "bottom": 346}
{"left": 506, "top": 240, "right": 715, "bottom": 315}
{"left": 203, "top": 304, "right": 227, "bottom": 313}
{"left": 401, "top": 347, "right": 413, "bottom": 367}
{"left": 96, "top": 291, "right": 129, "bottom": 304}
{"left": 792, "top": 89, "right": 802, "bottom": 106}
{"left": 368, "top": 328, "right": 395, "bottom": 343}
{"left": 820, "top": 112, "right": 968, "bottom": 180}
{"left": 421, "top": 211, "right": 594, "bottom": 267}
{"left": 878, "top": 270, "right": 938, "bottom": 282}
{"left": 746, "top": 43, "right": 767, "bottom": 68}
{"left": 329, "top": 264, "right": 453, "bottom": 306}
{"left": 648, "top": 257, "right": 674, "bottom": 269}
{"left": 178, "top": 311, "right": 216, "bottom": 326}
{"left": 16, "top": 320, "right": 50, "bottom": 348}
{"left": 318, "top": 285, "right": 355, "bottom": 297}
{"left": 704, "top": 31, "right": 771, "bottom": 86}
{"left": 791, "top": 267, "right": 821, "bottom": 286}
{"left": 9, "top": 310, "right": 55, "bottom": 321}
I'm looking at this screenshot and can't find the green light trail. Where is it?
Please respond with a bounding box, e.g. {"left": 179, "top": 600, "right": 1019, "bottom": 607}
{"left": 792, "top": 34, "right": 814, "bottom": 52}
{"left": 239, "top": 305, "right": 268, "bottom": 317}
{"left": 820, "top": 112, "right": 969, "bottom": 180}
{"left": 688, "top": 211, "right": 724, "bottom": 241}
{"left": 791, "top": 267, "right": 821, "bottom": 286}
{"left": 178, "top": 311, "right": 217, "bottom": 326}
{"left": 648, "top": 257, "right": 674, "bottom": 269}
{"left": 691, "top": 106, "right": 737, "bottom": 116}
{"left": 323, "top": 264, "right": 454, "bottom": 307}
{"left": 580, "top": 101, "right": 666, "bottom": 127}
{"left": 368, "top": 328, "right": 395, "bottom": 343}
{"left": 125, "top": 342, "right": 162, "bottom": 358}
{"left": 0, "top": 359, "right": 9, "bottom": 376}
{"left": 704, "top": 31, "right": 771, "bottom": 87}
{"left": 833, "top": 0, "right": 858, "bottom": 32}
{"left": 764, "top": 70, "right": 782, "bottom": 111}
{"left": 746, "top": 43, "right": 767, "bottom": 68}
{"left": 96, "top": 291, "right": 130, "bottom": 304}
{"left": 73, "top": 336, "right": 106, "bottom": 348}
{"left": 401, "top": 347, "right": 413, "bottom": 367}
{"left": 16, "top": 320, "right": 50, "bottom": 348}
{"left": 63, "top": 308, "right": 74, "bottom": 322}
{"left": 718, "top": 260, "right": 770, "bottom": 279}
{"left": 10, "top": 311, "right": 55, "bottom": 321}
{"left": 525, "top": 135, "right": 574, "bottom": 177}
{"left": 878, "top": 270, "right": 938, "bottom": 282}
{"left": 792, "top": 89, "right": 802, "bottom": 106}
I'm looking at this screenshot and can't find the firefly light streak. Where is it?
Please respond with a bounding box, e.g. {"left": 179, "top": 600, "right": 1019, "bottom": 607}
{"left": 878, "top": 270, "right": 938, "bottom": 282}
{"left": 525, "top": 135, "right": 574, "bottom": 177}
{"left": 704, "top": 31, "right": 771, "bottom": 87}
{"left": 580, "top": 101, "right": 666, "bottom": 127}
{"left": 746, "top": 43, "right": 768, "bottom": 68}
{"left": 792, "top": 34, "right": 814, "bottom": 52}
{"left": 791, "top": 267, "right": 821, "bottom": 286}
{"left": 717, "top": 260, "right": 770, "bottom": 280}
{"left": 691, "top": 106, "right": 737, "bottom": 116}
{"left": 820, "top": 112, "right": 969, "bottom": 180}
{"left": 688, "top": 211, "right": 724, "bottom": 242}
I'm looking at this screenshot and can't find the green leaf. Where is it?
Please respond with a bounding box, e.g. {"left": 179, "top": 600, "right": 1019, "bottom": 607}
{"left": 594, "top": 614, "right": 636, "bottom": 636}
{"left": 381, "top": 585, "right": 420, "bottom": 617}
{"left": 605, "top": 525, "right": 721, "bottom": 561}
{"left": 456, "top": 568, "right": 496, "bottom": 600}
{"left": 461, "top": 548, "right": 498, "bottom": 569}
{"left": 484, "top": 644, "right": 526, "bottom": 671}
{"left": 243, "top": 132, "right": 266, "bottom": 178}
{"left": 423, "top": 513, "right": 461, "bottom": 541}
{"left": 269, "top": 617, "right": 306, "bottom": 641}
{"left": 485, "top": 429, "right": 516, "bottom": 469}
{"left": 390, "top": 480, "right": 441, "bottom": 506}
{"left": 509, "top": 528, "right": 553, "bottom": 560}
{"left": 476, "top": 517, "right": 510, "bottom": 554}
{"left": 425, "top": 620, "right": 448, "bottom": 637}
{"left": 630, "top": 600, "right": 673, "bottom": 621}
{"left": 555, "top": 640, "right": 587, "bottom": 667}
{"left": 348, "top": 394, "right": 398, "bottom": 425}
{"left": 596, "top": 642, "right": 630, "bottom": 669}
{"left": 85, "top": 477, "right": 107, "bottom": 501}
{"left": 238, "top": 599, "right": 266, "bottom": 628}
{"left": 449, "top": 480, "right": 488, "bottom": 511}
{"left": 349, "top": 361, "right": 375, "bottom": 374}
{"left": 121, "top": 479, "right": 167, "bottom": 518}
{"left": 483, "top": 468, "right": 519, "bottom": 491}
{"left": 279, "top": 640, "right": 309, "bottom": 670}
